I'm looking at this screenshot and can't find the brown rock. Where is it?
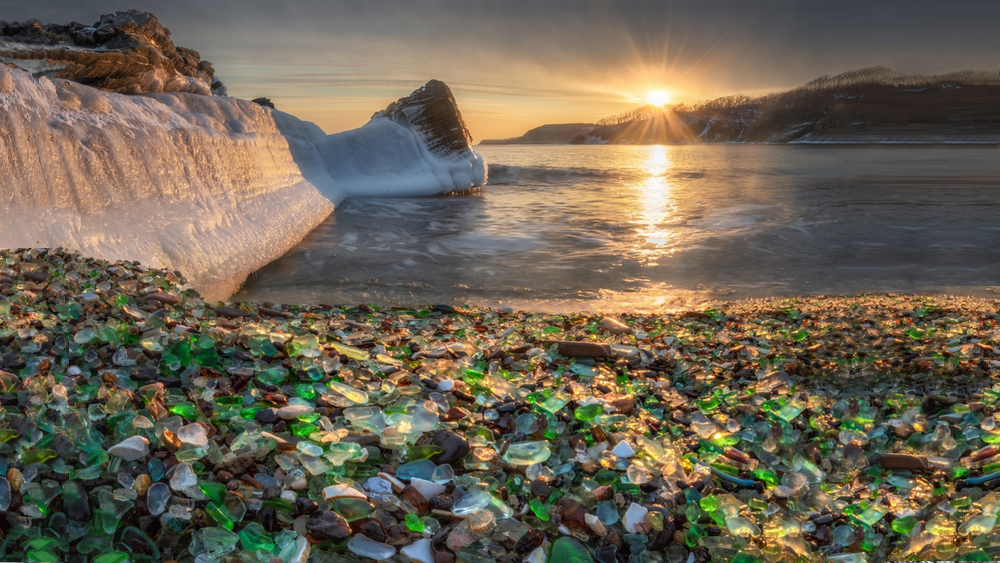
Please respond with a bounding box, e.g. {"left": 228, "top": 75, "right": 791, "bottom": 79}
{"left": 372, "top": 79, "right": 476, "bottom": 159}
{"left": 557, "top": 341, "right": 612, "bottom": 359}
{"left": 0, "top": 10, "right": 225, "bottom": 96}
{"left": 403, "top": 485, "right": 429, "bottom": 513}
{"left": 878, "top": 453, "right": 929, "bottom": 471}
{"left": 513, "top": 529, "right": 544, "bottom": 554}
{"left": 530, "top": 478, "right": 552, "bottom": 499}
{"left": 147, "top": 292, "right": 180, "bottom": 305}
{"left": 214, "top": 306, "right": 250, "bottom": 319}
{"left": 592, "top": 485, "right": 614, "bottom": 501}
{"left": 556, "top": 497, "right": 590, "bottom": 528}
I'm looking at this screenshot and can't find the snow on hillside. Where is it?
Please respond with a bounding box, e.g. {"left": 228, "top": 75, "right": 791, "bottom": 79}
{"left": 0, "top": 66, "right": 486, "bottom": 299}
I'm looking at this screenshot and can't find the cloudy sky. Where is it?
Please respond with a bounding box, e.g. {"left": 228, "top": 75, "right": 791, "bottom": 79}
{"left": 3, "top": 0, "right": 996, "bottom": 139}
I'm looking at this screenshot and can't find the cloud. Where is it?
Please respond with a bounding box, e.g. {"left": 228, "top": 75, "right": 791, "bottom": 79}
{"left": 3, "top": 0, "right": 997, "bottom": 138}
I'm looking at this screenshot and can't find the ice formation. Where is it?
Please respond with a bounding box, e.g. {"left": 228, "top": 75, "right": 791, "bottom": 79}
{"left": 0, "top": 66, "right": 487, "bottom": 299}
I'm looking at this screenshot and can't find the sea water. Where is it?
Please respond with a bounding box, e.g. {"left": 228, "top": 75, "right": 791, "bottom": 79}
{"left": 236, "top": 145, "right": 1000, "bottom": 311}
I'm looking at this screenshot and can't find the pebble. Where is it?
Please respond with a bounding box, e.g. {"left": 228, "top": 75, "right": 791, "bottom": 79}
{"left": 611, "top": 440, "right": 635, "bottom": 458}
{"left": 410, "top": 477, "right": 447, "bottom": 500}
{"left": 107, "top": 436, "right": 150, "bottom": 461}
{"left": 322, "top": 484, "right": 367, "bottom": 501}
{"left": 306, "top": 510, "right": 352, "bottom": 540}
{"left": 147, "top": 291, "right": 180, "bottom": 305}
{"left": 289, "top": 536, "right": 310, "bottom": 563}
{"left": 214, "top": 306, "right": 250, "bottom": 318}
{"left": 176, "top": 423, "right": 209, "bottom": 447}
{"left": 133, "top": 473, "right": 152, "bottom": 495}
{"left": 400, "top": 538, "right": 434, "bottom": 563}
{"left": 557, "top": 341, "right": 612, "bottom": 358}
{"left": 347, "top": 533, "right": 396, "bottom": 559}
{"left": 622, "top": 503, "right": 649, "bottom": 534}
{"left": 879, "top": 453, "right": 929, "bottom": 471}
{"left": 524, "top": 546, "right": 546, "bottom": 563}
{"left": 430, "top": 429, "right": 471, "bottom": 465}
{"left": 6, "top": 468, "right": 22, "bottom": 492}
{"left": 277, "top": 404, "right": 315, "bottom": 420}
{"left": 600, "top": 317, "right": 633, "bottom": 334}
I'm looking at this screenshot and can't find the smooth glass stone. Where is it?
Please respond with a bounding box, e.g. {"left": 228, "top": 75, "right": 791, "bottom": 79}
{"left": 774, "top": 400, "right": 806, "bottom": 423}
{"left": 326, "top": 381, "right": 369, "bottom": 405}
{"left": 547, "top": 536, "right": 594, "bottom": 563}
{"left": 148, "top": 458, "right": 166, "bottom": 481}
{"left": 726, "top": 517, "right": 762, "bottom": 537}
{"left": 453, "top": 490, "right": 493, "bottom": 516}
{"left": 626, "top": 464, "right": 650, "bottom": 484}
{"left": 169, "top": 462, "right": 197, "bottom": 491}
{"left": 529, "top": 497, "right": 550, "bottom": 521}
{"left": 200, "top": 482, "right": 227, "bottom": 505}
{"left": 431, "top": 464, "right": 455, "bottom": 484}
{"left": 960, "top": 515, "right": 997, "bottom": 535}
{"left": 891, "top": 515, "right": 917, "bottom": 534}
{"left": 333, "top": 497, "right": 376, "bottom": 522}
{"left": 539, "top": 391, "right": 571, "bottom": 415}
{"left": 206, "top": 502, "right": 235, "bottom": 530}
{"left": 926, "top": 514, "right": 956, "bottom": 535}
{"left": 168, "top": 402, "right": 198, "bottom": 419}
{"left": 700, "top": 495, "right": 719, "bottom": 513}
{"left": 574, "top": 404, "right": 603, "bottom": 422}
{"left": 503, "top": 442, "right": 551, "bottom": 465}
{"left": 147, "top": 482, "right": 171, "bottom": 516}
{"left": 199, "top": 526, "right": 240, "bottom": 556}
{"left": 22, "top": 449, "right": 57, "bottom": 465}
{"left": 406, "top": 512, "right": 426, "bottom": 532}
{"left": 348, "top": 533, "right": 396, "bottom": 560}
{"left": 686, "top": 524, "right": 706, "bottom": 547}
{"left": 832, "top": 525, "right": 855, "bottom": 546}
{"left": 396, "top": 459, "right": 437, "bottom": 481}
{"left": 754, "top": 468, "right": 780, "bottom": 488}
{"left": 239, "top": 522, "right": 275, "bottom": 551}
{"left": 597, "top": 500, "right": 619, "bottom": 525}
{"left": 853, "top": 504, "right": 888, "bottom": 527}
{"left": 98, "top": 488, "right": 134, "bottom": 534}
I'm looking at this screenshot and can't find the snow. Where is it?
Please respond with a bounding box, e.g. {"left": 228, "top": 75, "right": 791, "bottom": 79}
{"left": 0, "top": 67, "right": 486, "bottom": 299}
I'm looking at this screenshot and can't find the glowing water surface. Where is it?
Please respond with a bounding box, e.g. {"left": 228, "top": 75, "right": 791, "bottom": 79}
{"left": 236, "top": 145, "right": 1000, "bottom": 311}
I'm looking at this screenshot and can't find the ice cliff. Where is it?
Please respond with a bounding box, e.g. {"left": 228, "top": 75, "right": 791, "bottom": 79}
{"left": 0, "top": 58, "right": 486, "bottom": 299}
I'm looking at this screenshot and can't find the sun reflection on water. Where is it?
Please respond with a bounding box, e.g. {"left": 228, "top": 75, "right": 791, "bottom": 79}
{"left": 630, "top": 144, "right": 677, "bottom": 266}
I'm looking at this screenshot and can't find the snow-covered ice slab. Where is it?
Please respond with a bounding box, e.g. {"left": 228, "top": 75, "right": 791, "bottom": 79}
{"left": 0, "top": 67, "right": 486, "bottom": 299}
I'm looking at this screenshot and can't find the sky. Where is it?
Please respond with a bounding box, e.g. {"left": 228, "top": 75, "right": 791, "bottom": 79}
{"left": 2, "top": 0, "right": 996, "bottom": 140}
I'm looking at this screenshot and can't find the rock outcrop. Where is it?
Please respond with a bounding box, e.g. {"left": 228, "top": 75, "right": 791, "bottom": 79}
{"left": 371, "top": 79, "right": 475, "bottom": 159}
{"left": 0, "top": 9, "right": 226, "bottom": 96}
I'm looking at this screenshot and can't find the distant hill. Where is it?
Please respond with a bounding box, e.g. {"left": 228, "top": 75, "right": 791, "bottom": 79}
{"left": 480, "top": 123, "right": 595, "bottom": 145}
{"left": 483, "top": 67, "right": 1000, "bottom": 145}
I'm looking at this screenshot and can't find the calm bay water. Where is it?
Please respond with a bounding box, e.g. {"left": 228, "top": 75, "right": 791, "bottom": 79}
{"left": 236, "top": 145, "right": 1000, "bottom": 311}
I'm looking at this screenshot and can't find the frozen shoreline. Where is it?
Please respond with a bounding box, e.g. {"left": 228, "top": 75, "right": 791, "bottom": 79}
{"left": 0, "top": 67, "right": 486, "bottom": 301}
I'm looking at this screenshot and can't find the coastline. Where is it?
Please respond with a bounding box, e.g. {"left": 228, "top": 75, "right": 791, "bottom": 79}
{"left": 3, "top": 248, "right": 1000, "bottom": 562}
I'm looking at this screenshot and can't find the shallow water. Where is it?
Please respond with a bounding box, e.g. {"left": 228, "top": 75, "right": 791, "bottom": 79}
{"left": 236, "top": 145, "right": 1000, "bottom": 311}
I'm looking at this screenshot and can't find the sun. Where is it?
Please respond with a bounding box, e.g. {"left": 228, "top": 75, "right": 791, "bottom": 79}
{"left": 647, "top": 90, "right": 670, "bottom": 107}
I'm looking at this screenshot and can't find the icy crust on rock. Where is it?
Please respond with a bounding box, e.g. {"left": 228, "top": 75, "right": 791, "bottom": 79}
{"left": 327, "top": 79, "right": 486, "bottom": 198}
{"left": 0, "top": 67, "right": 486, "bottom": 299}
{"left": 320, "top": 118, "right": 487, "bottom": 198}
